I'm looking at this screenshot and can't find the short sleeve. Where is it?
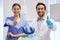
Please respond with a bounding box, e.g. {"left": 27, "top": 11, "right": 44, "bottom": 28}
{"left": 4, "top": 17, "right": 14, "bottom": 27}
{"left": 4, "top": 17, "right": 10, "bottom": 27}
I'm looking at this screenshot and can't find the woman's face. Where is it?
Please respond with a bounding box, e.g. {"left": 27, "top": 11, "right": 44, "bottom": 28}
{"left": 12, "top": 5, "right": 21, "bottom": 16}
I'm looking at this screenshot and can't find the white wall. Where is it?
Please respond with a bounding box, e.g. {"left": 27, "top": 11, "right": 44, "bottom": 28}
{"left": 49, "top": 0, "right": 60, "bottom": 40}
{"left": 50, "top": 4, "right": 60, "bottom": 22}
{"left": 50, "top": 4, "right": 60, "bottom": 40}
{"left": 0, "top": 0, "right": 3, "bottom": 40}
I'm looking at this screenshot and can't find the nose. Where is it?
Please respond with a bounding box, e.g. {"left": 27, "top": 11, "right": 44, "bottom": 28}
{"left": 15, "top": 9, "right": 18, "bottom": 12}
{"left": 39, "top": 9, "right": 42, "bottom": 12}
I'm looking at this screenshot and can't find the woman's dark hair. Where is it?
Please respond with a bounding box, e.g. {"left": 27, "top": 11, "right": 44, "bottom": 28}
{"left": 12, "top": 3, "right": 21, "bottom": 17}
{"left": 36, "top": 3, "right": 46, "bottom": 10}
{"left": 12, "top": 3, "right": 21, "bottom": 9}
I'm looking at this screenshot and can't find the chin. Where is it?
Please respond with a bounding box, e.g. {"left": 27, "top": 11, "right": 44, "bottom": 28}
{"left": 39, "top": 14, "right": 44, "bottom": 17}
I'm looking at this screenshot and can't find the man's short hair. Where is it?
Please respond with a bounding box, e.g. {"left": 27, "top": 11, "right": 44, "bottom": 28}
{"left": 36, "top": 3, "right": 46, "bottom": 10}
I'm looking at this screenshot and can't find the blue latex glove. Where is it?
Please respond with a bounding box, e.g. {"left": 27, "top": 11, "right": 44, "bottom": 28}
{"left": 21, "top": 26, "right": 35, "bottom": 34}
{"left": 46, "top": 16, "right": 53, "bottom": 29}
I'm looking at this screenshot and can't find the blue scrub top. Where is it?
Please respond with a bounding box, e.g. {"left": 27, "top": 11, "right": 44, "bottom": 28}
{"left": 4, "top": 16, "right": 29, "bottom": 40}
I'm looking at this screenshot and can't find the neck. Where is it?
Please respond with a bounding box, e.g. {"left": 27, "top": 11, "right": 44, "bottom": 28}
{"left": 38, "top": 16, "right": 44, "bottom": 20}
{"left": 14, "top": 15, "right": 20, "bottom": 18}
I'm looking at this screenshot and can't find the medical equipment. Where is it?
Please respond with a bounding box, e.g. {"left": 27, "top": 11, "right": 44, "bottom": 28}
{"left": 18, "top": 36, "right": 42, "bottom": 40}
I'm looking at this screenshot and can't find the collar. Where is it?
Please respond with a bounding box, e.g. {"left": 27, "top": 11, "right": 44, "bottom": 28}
{"left": 37, "top": 15, "right": 47, "bottom": 21}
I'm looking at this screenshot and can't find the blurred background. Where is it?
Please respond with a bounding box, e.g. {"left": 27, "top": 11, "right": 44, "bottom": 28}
{"left": 49, "top": 0, "right": 60, "bottom": 40}
{"left": 0, "top": 0, "right": 3, "bottom": 40}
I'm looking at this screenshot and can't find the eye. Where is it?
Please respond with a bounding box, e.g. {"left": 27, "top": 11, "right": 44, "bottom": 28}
{"left": 41, "top": 8, "right": 43, "bottom": 10}
{"left": 17, "top": 8, "right": 20, "bottom": 10}
{"left": 13, "top": 8, "right": 16, "bottom": 10}
{"left": 37, "top": 8, "right": 40, "bottom": 10}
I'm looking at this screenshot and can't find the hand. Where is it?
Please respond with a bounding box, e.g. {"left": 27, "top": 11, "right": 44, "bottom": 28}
{"left": 4, "top": 20, "right": 13, "bottom": 27}
{"left": 13, "top": 17, "right": 18, "bottom": 26}
{"left": 8, "top": 32, "right": 14, "bottom": 37}
{"left": 13, "top": 17, "right": 20, "bottom": 26}
{"left": 7, "top": 20, "right": 13, "bottom": 25}
{"left": 46, "top": 16, "right": 53, "bottom": 28}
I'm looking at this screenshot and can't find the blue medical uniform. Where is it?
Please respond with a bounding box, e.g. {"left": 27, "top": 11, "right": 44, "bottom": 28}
{"left": 4, "top": 16, "right": 29, "bottom": 40}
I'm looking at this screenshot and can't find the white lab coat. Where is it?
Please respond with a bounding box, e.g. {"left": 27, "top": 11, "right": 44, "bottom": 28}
{"left": 32, "top": 18, "right": 57, "bottom": 40}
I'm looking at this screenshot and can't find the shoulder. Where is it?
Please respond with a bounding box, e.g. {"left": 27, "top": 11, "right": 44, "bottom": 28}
{"left": 5, "top": 16, "right": 14, "bottom": 21}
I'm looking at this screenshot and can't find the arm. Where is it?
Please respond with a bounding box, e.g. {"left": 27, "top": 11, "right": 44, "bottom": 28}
{"left": 47, "top": 19, "right": 57, "bottom": 31}
{"left": 51, "top": 19, "right": 57, "bottom": 31}
{"left": 46, "top": 16, "right": 57, "bottom": 31}
{"left": 4, "top": 17, "right": 9, "bottom": 27}
{"left": 8, "top": 32, "right": 27, "bottom": 38}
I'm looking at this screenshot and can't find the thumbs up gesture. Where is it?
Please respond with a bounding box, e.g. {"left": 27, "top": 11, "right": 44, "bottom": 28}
{"left": 46, "top": 16, "right": 53, "bottom": 29}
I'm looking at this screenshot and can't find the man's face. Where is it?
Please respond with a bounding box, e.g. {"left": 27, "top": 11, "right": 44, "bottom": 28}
{"left": 36, "top": 5, "right": 46, "bottom": 17}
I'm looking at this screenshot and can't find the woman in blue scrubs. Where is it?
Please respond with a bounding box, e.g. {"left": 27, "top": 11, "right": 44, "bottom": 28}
{"left": 4, "top": 3, "right": 29, "bottom": 40}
